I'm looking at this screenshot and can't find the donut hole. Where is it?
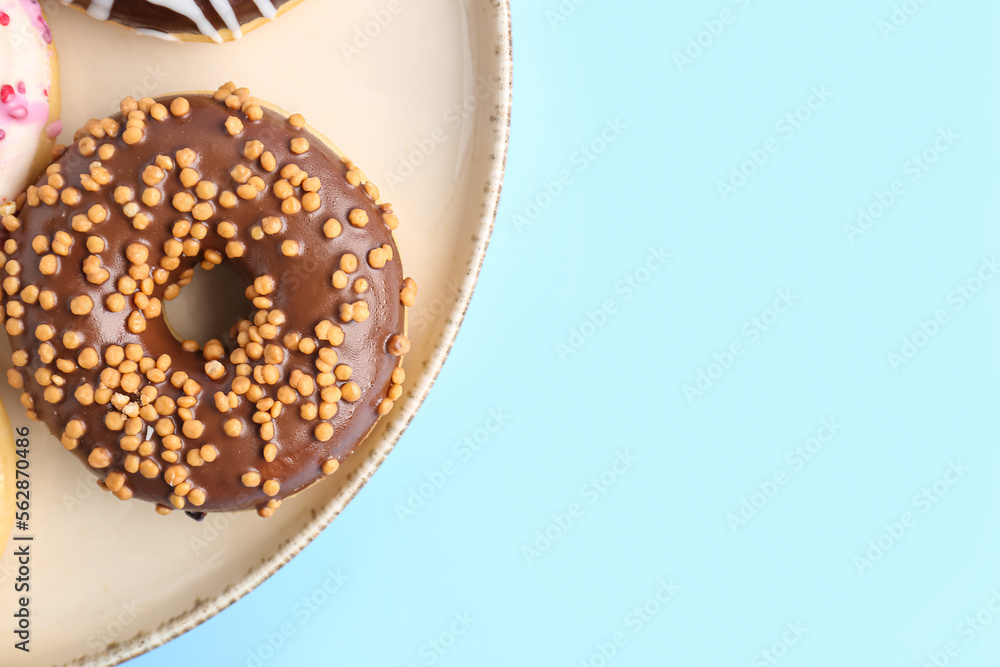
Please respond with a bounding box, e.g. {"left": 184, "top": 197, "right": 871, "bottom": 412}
{"left": 163, "top": 262, "right": 250, "bottom": 347}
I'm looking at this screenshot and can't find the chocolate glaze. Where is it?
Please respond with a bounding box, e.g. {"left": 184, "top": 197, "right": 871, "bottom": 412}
{"left": 72, "top": 0, "right": 295, "bottom": 39}
{"left": 2, "top": 90, "right": 408, "bottom": 514}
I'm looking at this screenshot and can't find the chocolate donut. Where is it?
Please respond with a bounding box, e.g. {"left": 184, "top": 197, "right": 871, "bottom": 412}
{"left": 66, "top": 0, "right": 302, "bottom": 43}
{"left": 1, "top": 83, "right": 416, "bottom": 517}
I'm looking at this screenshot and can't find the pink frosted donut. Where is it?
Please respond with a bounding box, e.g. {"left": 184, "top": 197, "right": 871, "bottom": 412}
{"left": 0, "top": 0, "right": 60, "bottom": 212}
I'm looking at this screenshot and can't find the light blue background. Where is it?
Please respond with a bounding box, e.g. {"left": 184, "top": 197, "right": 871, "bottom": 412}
{"left": 133, "top": 1, "right": 1000, "bottom": 665}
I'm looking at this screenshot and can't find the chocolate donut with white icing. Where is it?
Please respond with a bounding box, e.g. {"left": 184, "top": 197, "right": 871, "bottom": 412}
{"left": 65, "top": 0, "right": 301, "bottom": 43}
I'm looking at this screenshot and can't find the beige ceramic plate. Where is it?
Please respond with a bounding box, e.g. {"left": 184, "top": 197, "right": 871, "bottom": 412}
{"left": 0, "top": 0, "right": 511, "bottom": 664}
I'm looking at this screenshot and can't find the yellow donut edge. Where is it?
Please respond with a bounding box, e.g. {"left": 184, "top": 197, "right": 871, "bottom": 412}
{"left": 27, "top": 27, "right": 61, "bottom": 188}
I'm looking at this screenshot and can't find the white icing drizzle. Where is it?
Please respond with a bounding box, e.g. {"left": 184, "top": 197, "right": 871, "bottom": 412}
{"left": 133, "top": 27, "right": 180, "bottom": 41}
{"left": 84, "top": 0, "right": 113, "bottom": 20}
{"left": 250, "top": 0, "right": 276, "bottom": 19}
{"left": 206, "top": 0, "right": 242, "bottom": 38}
{"left": 146, "top": 0, "right": 222, "bottom": 42}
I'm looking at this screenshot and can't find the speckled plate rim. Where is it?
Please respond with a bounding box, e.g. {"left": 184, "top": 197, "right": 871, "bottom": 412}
{"left": 72, "top": 1, "right": 512, "bottom": 664}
